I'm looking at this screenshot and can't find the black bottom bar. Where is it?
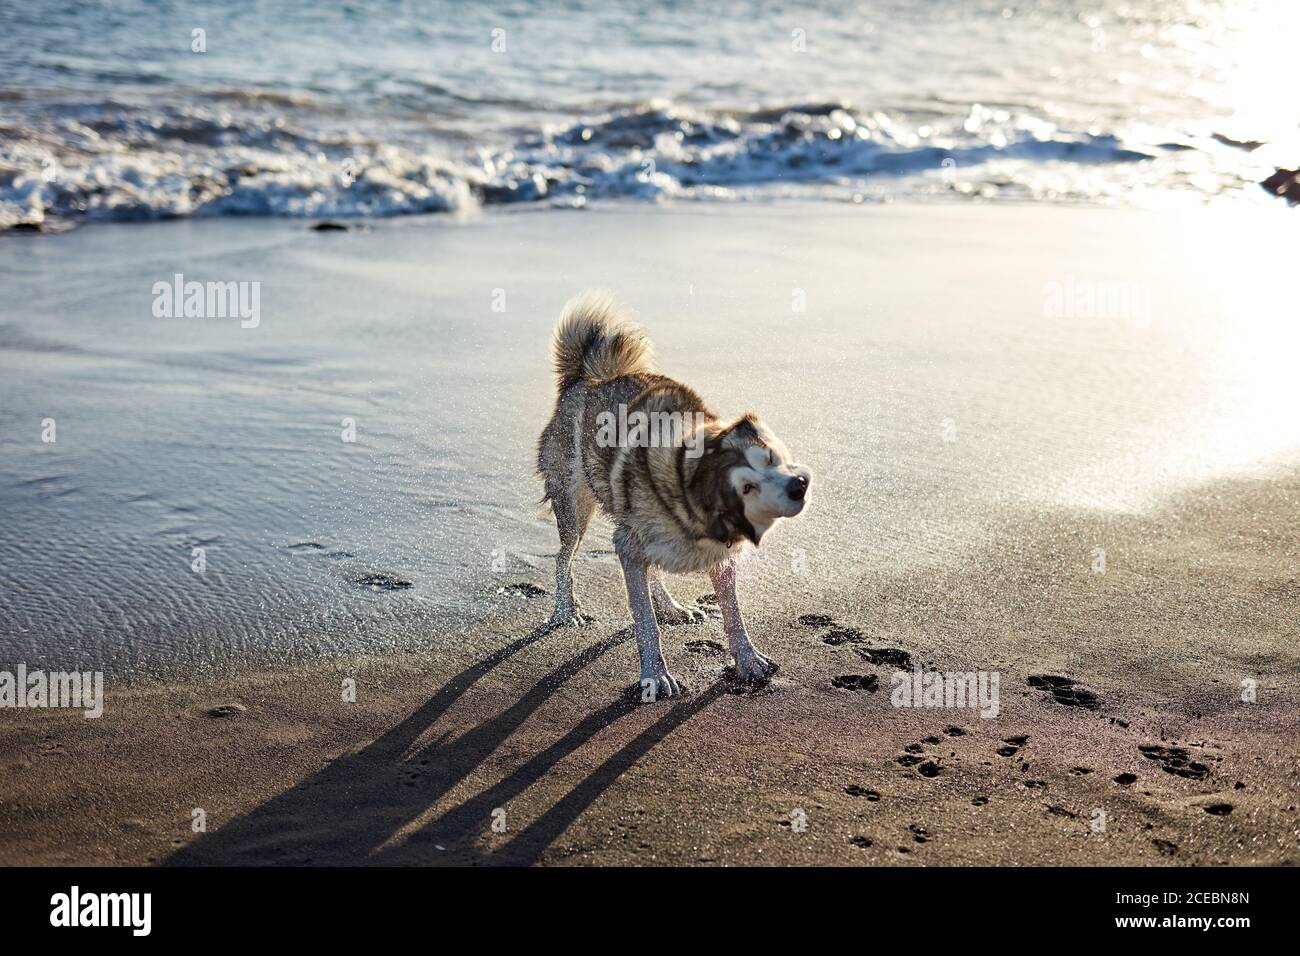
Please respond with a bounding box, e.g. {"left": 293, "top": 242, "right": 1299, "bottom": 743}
{"left": 3, "top": 865, "right": 1280, "bottom": 941}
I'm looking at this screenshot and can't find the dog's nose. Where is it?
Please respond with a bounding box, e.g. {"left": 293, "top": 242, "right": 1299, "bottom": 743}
{"left": 787, "top": 474, "right": 809, "bottom": 501}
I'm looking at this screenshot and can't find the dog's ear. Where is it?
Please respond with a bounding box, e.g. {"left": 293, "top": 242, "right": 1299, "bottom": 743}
{"left": 698, "top": 414, "right": 759, "bottom": 452}
{"left": 726, "top": 414, "right": 761, "bottom": 441}
{"left": 711, "top": 414, "right": 760, "bottom": 448}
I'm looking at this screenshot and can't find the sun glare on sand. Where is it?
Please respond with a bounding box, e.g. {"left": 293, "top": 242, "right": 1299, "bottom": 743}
{"left": 1202, "top": 210, "right": 1300, "bottom": 467}
{"left": 1162, "top": 206, "right": 1298, "bottom": 499}
{"left": 1049, "top": 202, "right": 1298, "bottom": 516}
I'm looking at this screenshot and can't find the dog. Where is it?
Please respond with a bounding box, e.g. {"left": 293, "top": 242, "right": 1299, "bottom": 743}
{"left": 536, "top": 291, "right": 812, "bottom": 699}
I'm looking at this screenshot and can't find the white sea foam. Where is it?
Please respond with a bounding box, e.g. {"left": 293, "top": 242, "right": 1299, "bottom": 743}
{"left": 1, "top": 96, "right": 1271, "bottom": 232}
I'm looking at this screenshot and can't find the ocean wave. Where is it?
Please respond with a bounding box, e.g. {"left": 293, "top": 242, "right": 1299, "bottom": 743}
{"left": 0, "top": 95, "right": 1237, "bottom": 232}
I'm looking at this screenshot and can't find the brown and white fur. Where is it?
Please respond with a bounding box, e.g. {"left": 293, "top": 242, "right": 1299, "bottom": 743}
{"left": 536, "top": 291, "right": 812, "bottom": 700}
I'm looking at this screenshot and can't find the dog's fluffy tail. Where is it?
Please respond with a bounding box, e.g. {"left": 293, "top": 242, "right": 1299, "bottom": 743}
{"left": 550, "top": 290, "right": 655, "bottom": 394}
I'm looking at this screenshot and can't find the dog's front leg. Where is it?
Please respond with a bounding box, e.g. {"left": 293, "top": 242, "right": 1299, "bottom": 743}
{"left": 708, "top": 558, "right": 776, "bottom": 682}
{"left": 614, "top": 529, "right": 682, "bottom": 700}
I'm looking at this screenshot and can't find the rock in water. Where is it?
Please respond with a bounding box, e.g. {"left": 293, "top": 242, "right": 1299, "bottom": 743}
{"left": 1260, "top": 168, "right": 1300, "bottom": 204}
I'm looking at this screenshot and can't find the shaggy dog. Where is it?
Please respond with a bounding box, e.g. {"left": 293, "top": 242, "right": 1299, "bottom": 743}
{"left": 537, "top": 292, "right": 812, "bottom": 699}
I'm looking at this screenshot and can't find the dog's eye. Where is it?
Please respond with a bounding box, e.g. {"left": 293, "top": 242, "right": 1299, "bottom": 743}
{"left": 742, "top": 482, "right": 757, "bottom": 495}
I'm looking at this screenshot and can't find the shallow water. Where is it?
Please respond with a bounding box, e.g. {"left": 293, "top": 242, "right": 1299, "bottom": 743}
{"left": 3, "top": 0, "right": 1296, "bottom": 229}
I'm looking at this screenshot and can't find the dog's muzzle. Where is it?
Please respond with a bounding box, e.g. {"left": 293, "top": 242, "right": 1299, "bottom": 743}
{"left": 786, "top": 474, "right": 809, "bottom": 501}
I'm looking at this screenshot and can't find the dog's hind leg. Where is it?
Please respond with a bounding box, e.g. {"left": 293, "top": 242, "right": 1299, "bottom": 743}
{"left": 708, "top": 558, "right": 777, "bottom": 683}
{"left": 546, "top": 485, "right": 595, "bottom": 628}
{"left": 615, "top": 526, "right": 681, "bottom": 700}
{"left": 648, "top": 567, "right": 706, "bottom": 626}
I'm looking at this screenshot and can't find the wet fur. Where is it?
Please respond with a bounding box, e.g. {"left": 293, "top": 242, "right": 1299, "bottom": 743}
{"left": 536, "top": 291, "right": 811, "bottom": 697}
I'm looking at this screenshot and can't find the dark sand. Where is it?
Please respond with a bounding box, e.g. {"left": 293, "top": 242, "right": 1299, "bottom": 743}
{"left": 1, "top": 466, "right": 1296, "bottom": 866}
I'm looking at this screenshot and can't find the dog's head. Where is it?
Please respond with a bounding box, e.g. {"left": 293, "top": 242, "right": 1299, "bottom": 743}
{"left": 695, "top": 414, "right": 812, "bottom": 546}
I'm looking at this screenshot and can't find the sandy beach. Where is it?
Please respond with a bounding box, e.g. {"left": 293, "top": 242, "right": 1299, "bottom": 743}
{"left": 0, "top": 467, "right": 1296, "bottom": 866}
{"left": 1, "top": 202, "right": 1296, "bottom": 866}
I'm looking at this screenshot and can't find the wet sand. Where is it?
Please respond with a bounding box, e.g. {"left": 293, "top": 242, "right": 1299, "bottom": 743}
{"left": 1, "top": 202, "right": 1297, "bottom": 865}
{"left": 4, "top": 200, "right": 1299, "bottom": 673}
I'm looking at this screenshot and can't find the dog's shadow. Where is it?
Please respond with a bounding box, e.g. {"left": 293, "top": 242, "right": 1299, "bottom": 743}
{"left": 165, "top": 625, "right": 724, "bottom": 867}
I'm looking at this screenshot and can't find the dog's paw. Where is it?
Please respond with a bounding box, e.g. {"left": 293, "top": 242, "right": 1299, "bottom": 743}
{"left": 732, "top": 649, "right": 778, "bottom": 684}
{"left": 639, "top": 665, "right": 683, "bottom": 702}
{"left": 546, "top": 610, "right": 595, "bottom": 629}
{"left": 654, "top": 602, "right": 707, "bottom": 626}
